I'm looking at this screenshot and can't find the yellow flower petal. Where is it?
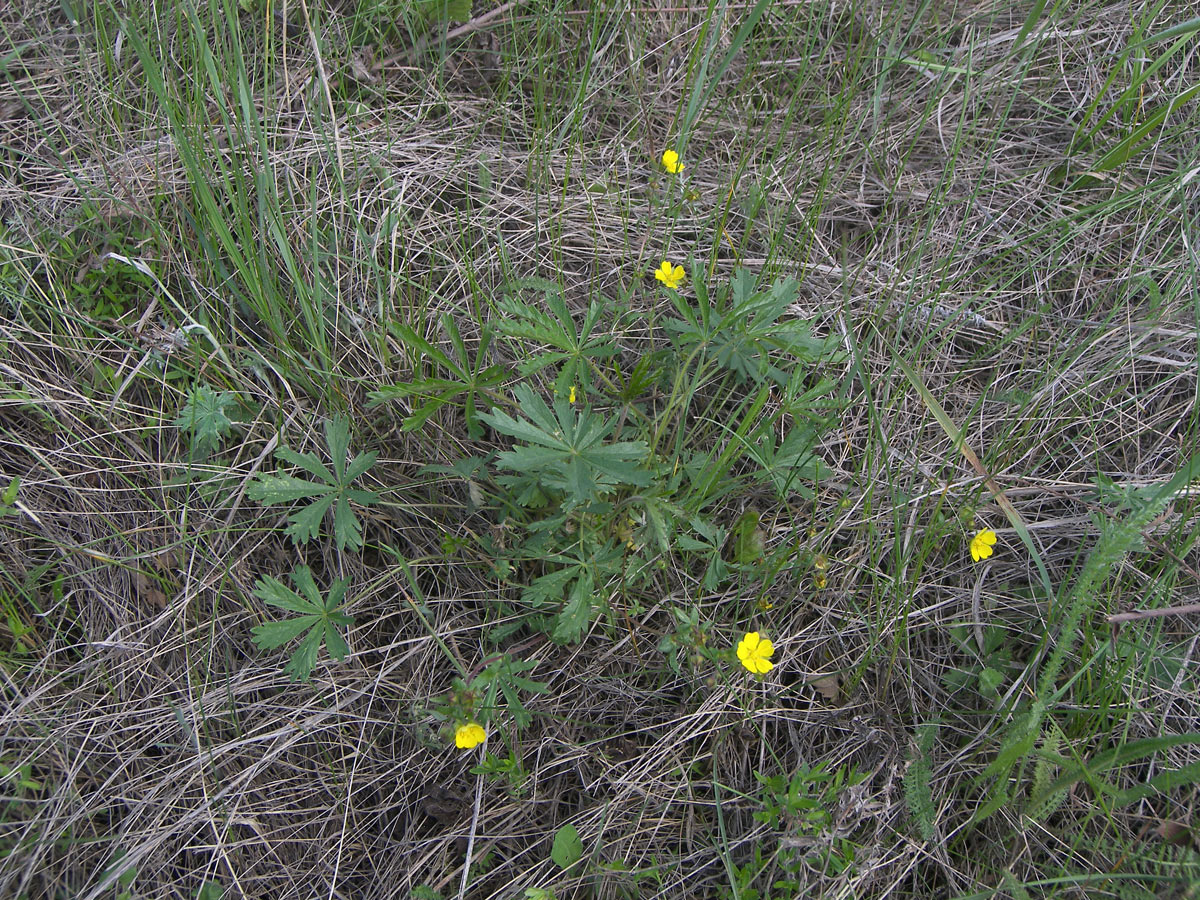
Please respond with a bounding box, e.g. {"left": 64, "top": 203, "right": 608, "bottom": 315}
{"left": 736, "top": 631, "right": 775, "bottom": 674}
{"left": 661, "top": 149, "right": 684, "bottom": 174}
{"left": 455, "top": 722, "right": 487, "bottom": 749}
{"left": 654, "top": 260, "right": 685, "bottom": 290}
{"left": 970, "top": 529, "right": 997, "bottom": 562}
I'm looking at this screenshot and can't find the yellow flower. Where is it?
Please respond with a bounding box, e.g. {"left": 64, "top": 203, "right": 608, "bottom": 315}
{"left": 661, "top": 149, "right": 684, "bottom": 174}
{"left": 736, "top": 631, "right": 775, "bottom": 674}
{"left": 970, "top": 529, "right": 997, "bottom": 562}
{"left": 568, "top": 385, "right": 576, "bottom": 404}
{"left": 454, "top": 722, "right": 487, "bottom": 749}
{"left": 654, "top": 260, "right": 686, "bottom": 290}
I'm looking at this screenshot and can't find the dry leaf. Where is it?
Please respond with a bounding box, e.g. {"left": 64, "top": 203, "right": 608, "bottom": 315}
{"left": 133, "top": 569, "right": 167, "bottom": 609}
{"left": 810, "top": 673, "right": 841, "bottom": 702}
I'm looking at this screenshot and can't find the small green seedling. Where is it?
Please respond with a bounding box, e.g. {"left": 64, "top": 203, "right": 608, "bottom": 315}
{"left": 0, "top": 476, "right": 18, "bottom": 517}
{"left": 174, "top": 385, "right": 237, "bottom": 457}
{"left": 251, "top": 566, "right": 354, "bottom": 682}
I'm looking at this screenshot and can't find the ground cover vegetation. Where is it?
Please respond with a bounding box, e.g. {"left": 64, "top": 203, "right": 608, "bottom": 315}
{"left": 0, "top": 0, "right": 1198, "bottom": 897}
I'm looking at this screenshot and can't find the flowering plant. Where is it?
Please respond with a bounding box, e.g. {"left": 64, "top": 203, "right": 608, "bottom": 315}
{"left": 970, "top": 529, "right": 997, "bottom": 562}
{"left": 654, "top": 260, "right": 686, "bottom": 290}
{"left": 737, "top": 631, "right": 775, "bottom": 674}
{"left": 661, "top": 149, "right": 684, "bottom": 174}
{"left": 455, "top": 722, "right": 487, "bottom": 749}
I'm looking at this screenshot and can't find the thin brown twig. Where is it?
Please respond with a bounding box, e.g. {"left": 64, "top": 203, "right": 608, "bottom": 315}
{"left": 1107, "top": 602, "right": 1200, "bottom": 624}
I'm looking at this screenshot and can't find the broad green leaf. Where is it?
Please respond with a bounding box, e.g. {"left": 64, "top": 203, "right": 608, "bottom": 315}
{"left": 252, "top": 615, "right": 319, "bottom": 649}
{"left": 285, "top": 493, "right": 336, "bottom": 544}
{"left": 251, "top": 420, "right": 377, "bottom": 549}
{"left": 248, "top": 474, "right": 330, "bottom": 503}
{"left": 289, "top": 564, "right": 322, "bottom": 606}
{"left": 276, "top": 446, "right": 335, "bottom": 485}
{"left": 333, "top": 496, "right": 365, "bottom": 551}
{"left": 253, "top": 573, "right": 321, "bottom": 614}
{"left": 283, "top": 626, "right": 324, "bottom": 681}
{"left": 324, "top": 576, "right": 350, "bottom": 610}
{"left": 325, "top": 416, "right": 351, "bottom": 482}
{"left": 343, "top": 451, "right": 379, "bottom": 484}
{"left": 732, "top": 509, "right": 764, "bottom": 564}
{"left": 550, "top": 823, "right": 583, "bottom": 869}
{"left": 346, "top": 488, "right": 380, "bottom": 505}
{"left": 552, "top": 571, "right": 594, "bottom": 643}
{"left": 323, "top": 621, "right": 350, "bottom": 661}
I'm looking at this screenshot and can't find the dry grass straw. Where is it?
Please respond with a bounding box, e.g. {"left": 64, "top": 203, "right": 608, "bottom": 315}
{"left": 1, "top": 0, "right": 1199, "bottom": 897}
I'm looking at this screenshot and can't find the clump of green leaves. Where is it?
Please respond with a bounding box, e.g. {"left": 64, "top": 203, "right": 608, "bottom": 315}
{"left": 435, "top": 654, "right": 550, "bottom": 732}
{"left": 663, "top": 266, "right": 838, "bottom": 387}
{"left": 418, "top": 266, "right": 842, "bottom": 647}
{"left": 174, "top": 385, "right": 238, "bottom": 457}
{"left": 754, "top": 762, "right": 865, "bottom": 876}
{"left": 481, "top": 383, "right": 650, "bottom": 511}
{"left": 370, "top": 315, "right": 510, "bottom": 440}
{"left": 251, "top": 566, "right": 354, "bottom": 682}
{"left": 248, "top": 416, "right": 378, "bottom": 551}
{"left": 477, "top": 383, "right": 651, "bottom": 641}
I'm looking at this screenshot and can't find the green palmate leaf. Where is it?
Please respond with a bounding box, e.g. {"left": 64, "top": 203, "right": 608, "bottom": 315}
{"left": 372, "top": 316, "right": 509, "bottom": 439}
{"left": 249, "top": 417, "right": 378, "bottom": 551}
{"left": 251, "top": 566, "right": 354, "bottom": 682}
{"left": 481, "top": 384, "right": 649, "bottom": 508}
{"left": 496, "top": 284, "right": 617, "bottom": 394}
{"left": 552, "top": 568, "right": 594, "bottom": 643}
{"left": 664, "top": 268, "right": 840, "bottom": 386}
{"left": 174, "top": 385, "right": 236, "bottom": 455}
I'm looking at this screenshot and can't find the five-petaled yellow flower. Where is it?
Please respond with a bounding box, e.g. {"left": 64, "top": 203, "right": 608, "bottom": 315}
{"left": 455, "top": 722, "right": 487, "bottom": 749}
{"left": 970, "top": 529, "right": 997, "bottom": 562}
{"left": 737, "top": 631, "right": 775, "bottom": 674}
{"left": 568, "top": 385, "right": 576, "bottom": 404}
{"left": 661, "top": 149, "right": 684, "bottom": 174}
{"left": 654, "top": 260, "right": 686, "bottom": 290}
